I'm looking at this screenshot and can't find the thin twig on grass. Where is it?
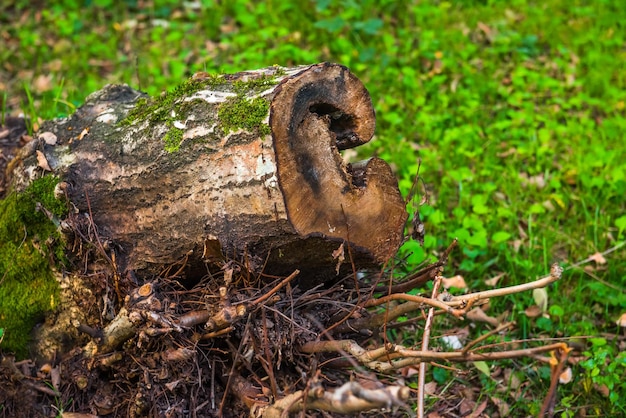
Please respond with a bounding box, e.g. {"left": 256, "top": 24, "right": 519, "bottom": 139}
{"left": 449, "top": 263, "right": 563, "bottom": 305}
{"left": 300, "top": 339, "right": 569, "bottom": 373}
{"left": 417, "top": 273, "right": 443, "bottom": 418}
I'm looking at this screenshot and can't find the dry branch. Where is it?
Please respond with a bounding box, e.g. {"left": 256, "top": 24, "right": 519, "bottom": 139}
{"left": 256, "top": 381, "right": 410, "bottom": 417}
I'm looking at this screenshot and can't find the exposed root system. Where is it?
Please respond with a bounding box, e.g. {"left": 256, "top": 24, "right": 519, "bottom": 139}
{"left": 0, "top": 237, "right": 566, "bottom": 417}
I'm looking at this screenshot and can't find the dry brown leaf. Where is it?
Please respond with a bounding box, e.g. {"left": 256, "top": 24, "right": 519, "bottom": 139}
{"left": 504, "top": 368, "right": 521, "bottom": 390}
{"left": 223, "top": 265, "right": 234, "bottom": 287}
{"left": 51, "top": 365, "right": 61, "bottom": 391}
{"left": 616, "top": 312, "right": 626, "bottom": 327}
{"left": 524, "top": 305, "right": 543, "bottom": 318}
{"left": 477, "top": 21, "right": 493, "bottom": 42}
{"left": 332, "top": 242, "right": 345, "bottom": 275}
{"left": 39, "top": 131, "right": 57, "bottom": 145}
{"left": 468, "top": 400, "right": 488, "bottom": 418}
{"left": 589, "top": 252, "right": 607, "bottom": 264}
{"left": 595, "top": 383, "right": 610, "bottom": 398}
{"left": 165, "top": 379, "right": 181, "bottom": 392}
{"left": 39, "top": 363, "right": 52, "bottom": 374}
{"left": 424, "top": 381, "right": 438, "bottom": 395}
{"left": 459, "top": 398, "right": 476, "bottom": 416}
{"left": 36, "top": 150, "right": 52, "bottom": 171}
{"left": 490, "top": 396, "right": 510, "bottom": 416}
{"left": 559, "top": 367, "right": 573, "bottom": 384}
{"left": 485, "top": 272, "right": 505, "bottom": 287}
{"left": 442, "top": 274, "right": 467, "bottom": 289}
{"left": 77, "top": 127, "right": 90, "bottom": 140}
{"left": 466, "top": 307, "right": 500, "bottom": 326}
{"left": 400, "top": 365, "right": 420, "bottom": 378}
{"left": 33, "top": 74, "right": 53, "bottom": 93}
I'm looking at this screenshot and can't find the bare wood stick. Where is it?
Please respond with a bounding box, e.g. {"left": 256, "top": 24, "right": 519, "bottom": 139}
{"left": 417, "top": 273, "right": 443, "bottom": 418}
{"left": 364, "top": 293, "right": 467, "bottom": 318}
{"left": 450, "top": 263, "right": 563, "bottom": 304}
{"left": 300, "top": 339, "right": 569, "bottom": 372}
{"left": 249, "top": 269, "right": 299, "bottom": 307}
{"left": 539, "top": 346, "right": 572, "bottom": 417}
{"left": 260, "top": 381, "right": 410, "bottom": 417}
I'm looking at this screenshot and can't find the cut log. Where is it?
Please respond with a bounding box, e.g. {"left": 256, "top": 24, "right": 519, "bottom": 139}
{"left": 10, "top": 63, "right": 407, "bottom": 282}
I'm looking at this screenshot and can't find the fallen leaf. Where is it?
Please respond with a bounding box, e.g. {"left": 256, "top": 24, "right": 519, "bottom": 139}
{"left": 442, "top": 275, "right": 467, "bottom": 290}
{"left": 223, "top": 265, "right": 234, "bottom": 287}
{"left": 39, "top": 131, "right": 57, "bottom": 145}
{"left": 559, "top": 367, "right": 572, "bottom": 384}
{"left": 473, "top": 361, "right": 490, "bottom": 377}
{"left": 616, "top": 312, "right": 626, "bottom": 327}
{"left": 442, "top": 335, "right": 463, "bottom": 350}
{"left": 533, "top": 288, "right": 548, "bottom": 312}
{"left": 33, "top": 74, "right": 53, "bottom": 93}
{"left": 490, "top": 396, "right": 510, "bottom": 416}
{"left": 459, "top": 398, "right": 476, "bottom": 416}
{"left": 36, "top": 150, "right": 52, "bottom": 171}
{"left": 400, "top": 365, "right": 420, "bottom": 378}
{"left": 595, "top": 383, "right": 610, "bottom": 398}
{"left": 524, "top": 305, "right": 543, "bottom": 318}
{"left": 468, "top": 400, "right": 488, "bottom": 418}
{"left": 477, "top": 21, "right": 493, "bottom": 42}
{"left": 485, "top": 272, "right": 505, "bottom": 287}
{"left": 51, "top": 365, "right": 61, "bottom": 391}
{"left": 589, "top": 252, "right": 607, "bottom": 264}
{"left": 424, "top": 381, "right": 438, "bottom": 395}
{"left": 503, "top": 368, "right": 521, "bottom": 390}
{"left": 466, "top": 307, "right": 500, "bottom": 327}
{"left": 332, "top": 243, "right": 345, "bottom": 275}
{"left": 77, "top": 127, "right": 90, "bottom": 140}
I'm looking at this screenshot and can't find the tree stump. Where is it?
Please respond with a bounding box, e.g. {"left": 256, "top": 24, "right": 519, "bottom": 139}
{"left": 10, "top": 63, "right": 407, "bottom": 282}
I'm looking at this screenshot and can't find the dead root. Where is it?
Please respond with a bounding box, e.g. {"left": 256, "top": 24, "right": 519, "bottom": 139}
{"left": 2, "top": 242, "right": 571, "bottom": 417}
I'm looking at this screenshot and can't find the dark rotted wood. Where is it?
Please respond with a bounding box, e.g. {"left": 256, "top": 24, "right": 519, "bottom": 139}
{"left": 9, "top": 63, "right": 407, "bottom": 282}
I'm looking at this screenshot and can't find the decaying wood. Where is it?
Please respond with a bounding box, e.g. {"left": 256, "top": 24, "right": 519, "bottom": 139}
{"left": 9, "top": 63, "right": 407, "bottom": 283}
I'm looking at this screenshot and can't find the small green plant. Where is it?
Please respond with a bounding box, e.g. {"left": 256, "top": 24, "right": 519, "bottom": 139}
{"left": 48, "top": 382, "right": 72, "bottom": 418}
{"left": 1, "top": 91, "right": 7, "bottom": 125}
{"left": 579, "top": 338, "right": 626, "bottom": 414}
{"left": 21, "top": 84, "right": 37, "bottom": 134}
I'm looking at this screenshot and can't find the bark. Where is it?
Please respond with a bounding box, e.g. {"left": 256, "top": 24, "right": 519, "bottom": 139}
{"left": 10, "top": 63, "right": 407, "bottom": 282}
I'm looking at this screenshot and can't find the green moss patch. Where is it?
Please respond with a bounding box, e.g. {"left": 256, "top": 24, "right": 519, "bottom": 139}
{"left": 0, "top": 176, "right": 67, "bottom": 358}
{"left": 163, "top": 126, "right": 184, "bottom": 153}
{"left": 119, "top": 72, "right": 279, "bottom": 152}
{"left": 219, "top": 96, "right": 271, "bottom": 135}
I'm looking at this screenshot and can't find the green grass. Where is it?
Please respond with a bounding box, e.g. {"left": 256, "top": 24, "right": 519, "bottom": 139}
{"left": 1, "top": 0, "right": 625, "bottom": 414}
